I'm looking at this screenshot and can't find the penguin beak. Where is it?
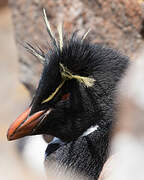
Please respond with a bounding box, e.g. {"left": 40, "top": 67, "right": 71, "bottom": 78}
{"left": 7, "top": 107, "right": 51, "bottom": 141}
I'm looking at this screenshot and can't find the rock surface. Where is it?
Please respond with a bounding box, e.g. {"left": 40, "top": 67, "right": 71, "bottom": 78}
{"left": 0, "top": 0, "right": 8, "bottom": 8}
{"left": 9, "top": 0, "right": 144, "bottom": 94}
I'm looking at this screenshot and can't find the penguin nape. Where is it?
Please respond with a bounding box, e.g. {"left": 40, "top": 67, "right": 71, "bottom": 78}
{"left": 7, "top": 9, "right": 129, "bottom": 180}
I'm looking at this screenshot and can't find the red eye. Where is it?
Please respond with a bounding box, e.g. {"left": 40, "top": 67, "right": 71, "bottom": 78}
{"left": 61, "top": 93, "right": 70, "bottom": 100}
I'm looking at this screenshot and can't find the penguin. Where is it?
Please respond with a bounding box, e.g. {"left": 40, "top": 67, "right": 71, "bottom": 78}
{"left": 7, "top": 9, "right": 129, "bottom": 179}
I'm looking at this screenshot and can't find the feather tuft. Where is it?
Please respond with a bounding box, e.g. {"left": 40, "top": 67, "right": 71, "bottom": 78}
{"left": 43, "top": 8, "right": 57, "bottom": 47}
{"left": 81, "top": 29, "right": 91, "bottom": 41}
{"left": 60, "top": 63, "right": 95, "bottom": 87}
{"left": 23, "top": 43, "right": 45, "bottom": 64}
{"left": 57, "top": 23, "right": 63, "bottom": 51}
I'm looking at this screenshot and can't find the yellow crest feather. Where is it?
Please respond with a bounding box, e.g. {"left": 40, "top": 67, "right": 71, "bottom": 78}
{"left": 42, "top": 80, "right": 66, "bottom": 104}
{"left": 81, "top": 29, "right": 91, "bottom": 41}
{"left": 43, "top": 8, "right": 57, "bottom": 46}
{"left": 60, "top": 63, "right": 95, "bottom": 87}
{"left": 57, "top": 23, "right": 63, "bottom": 51}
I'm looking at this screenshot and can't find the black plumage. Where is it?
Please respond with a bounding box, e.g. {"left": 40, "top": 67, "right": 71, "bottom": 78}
{"left": 24, "top": 35, "right": 129, "bottom": 179}
{"left": 7, "top": 9, "right": 129, "bottom": 180}
{"left": 41, "top": 36, "right": 129, "bottom": 179}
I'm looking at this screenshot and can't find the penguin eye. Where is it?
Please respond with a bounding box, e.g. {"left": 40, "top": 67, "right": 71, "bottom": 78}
{"left": 61, "top": 93, "right": 70, "bottom": 101}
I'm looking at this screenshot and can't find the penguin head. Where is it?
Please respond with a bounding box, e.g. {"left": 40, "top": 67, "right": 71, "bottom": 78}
{"left": 7, "top": 9, "right": 129, "bottom": 142}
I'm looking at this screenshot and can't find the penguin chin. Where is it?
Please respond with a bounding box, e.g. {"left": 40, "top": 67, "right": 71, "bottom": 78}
{"left": 45, "top": 137, "right": 65, "bottom": 157}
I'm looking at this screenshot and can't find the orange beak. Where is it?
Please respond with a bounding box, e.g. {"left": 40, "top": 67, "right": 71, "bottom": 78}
{"left": 7, "top": 107, "right": 46, "bottom": 141}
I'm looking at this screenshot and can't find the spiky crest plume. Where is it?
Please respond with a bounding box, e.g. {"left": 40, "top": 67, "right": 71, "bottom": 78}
{"left": 24, "top": 8, "right": 95, "bottom": 104}
{"left": 23, "top": 42, "right": 45, "bottom": 64}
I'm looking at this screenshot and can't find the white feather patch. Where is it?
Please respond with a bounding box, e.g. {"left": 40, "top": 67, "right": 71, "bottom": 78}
{"left": 82, "top": 125, "right": 98, "bottom": 137}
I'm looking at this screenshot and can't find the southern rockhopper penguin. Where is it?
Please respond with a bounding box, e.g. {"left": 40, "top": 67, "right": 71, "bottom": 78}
{"left": 7, "top": 9, "right": 129, "bottom": 180}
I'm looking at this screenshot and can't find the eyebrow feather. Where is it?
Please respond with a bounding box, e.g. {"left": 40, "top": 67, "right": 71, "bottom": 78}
{"left": 42, "top": 80, "right": 66, "bottom": 104}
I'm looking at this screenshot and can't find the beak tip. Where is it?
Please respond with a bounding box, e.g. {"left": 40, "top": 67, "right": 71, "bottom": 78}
{"left": 7, "top": 135, "right": 11, "bottom": 141}
{"left": 6, "top": 107, "right": 31, "bottom": 141}
{"left": 7, "top": 137, "right": 12, "bottom": 141}
{"left": 7, "top": 128, "right": 13, "bottom": 141}
{"left": 6, "top": 108, "right": 47, "bottom": 141}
